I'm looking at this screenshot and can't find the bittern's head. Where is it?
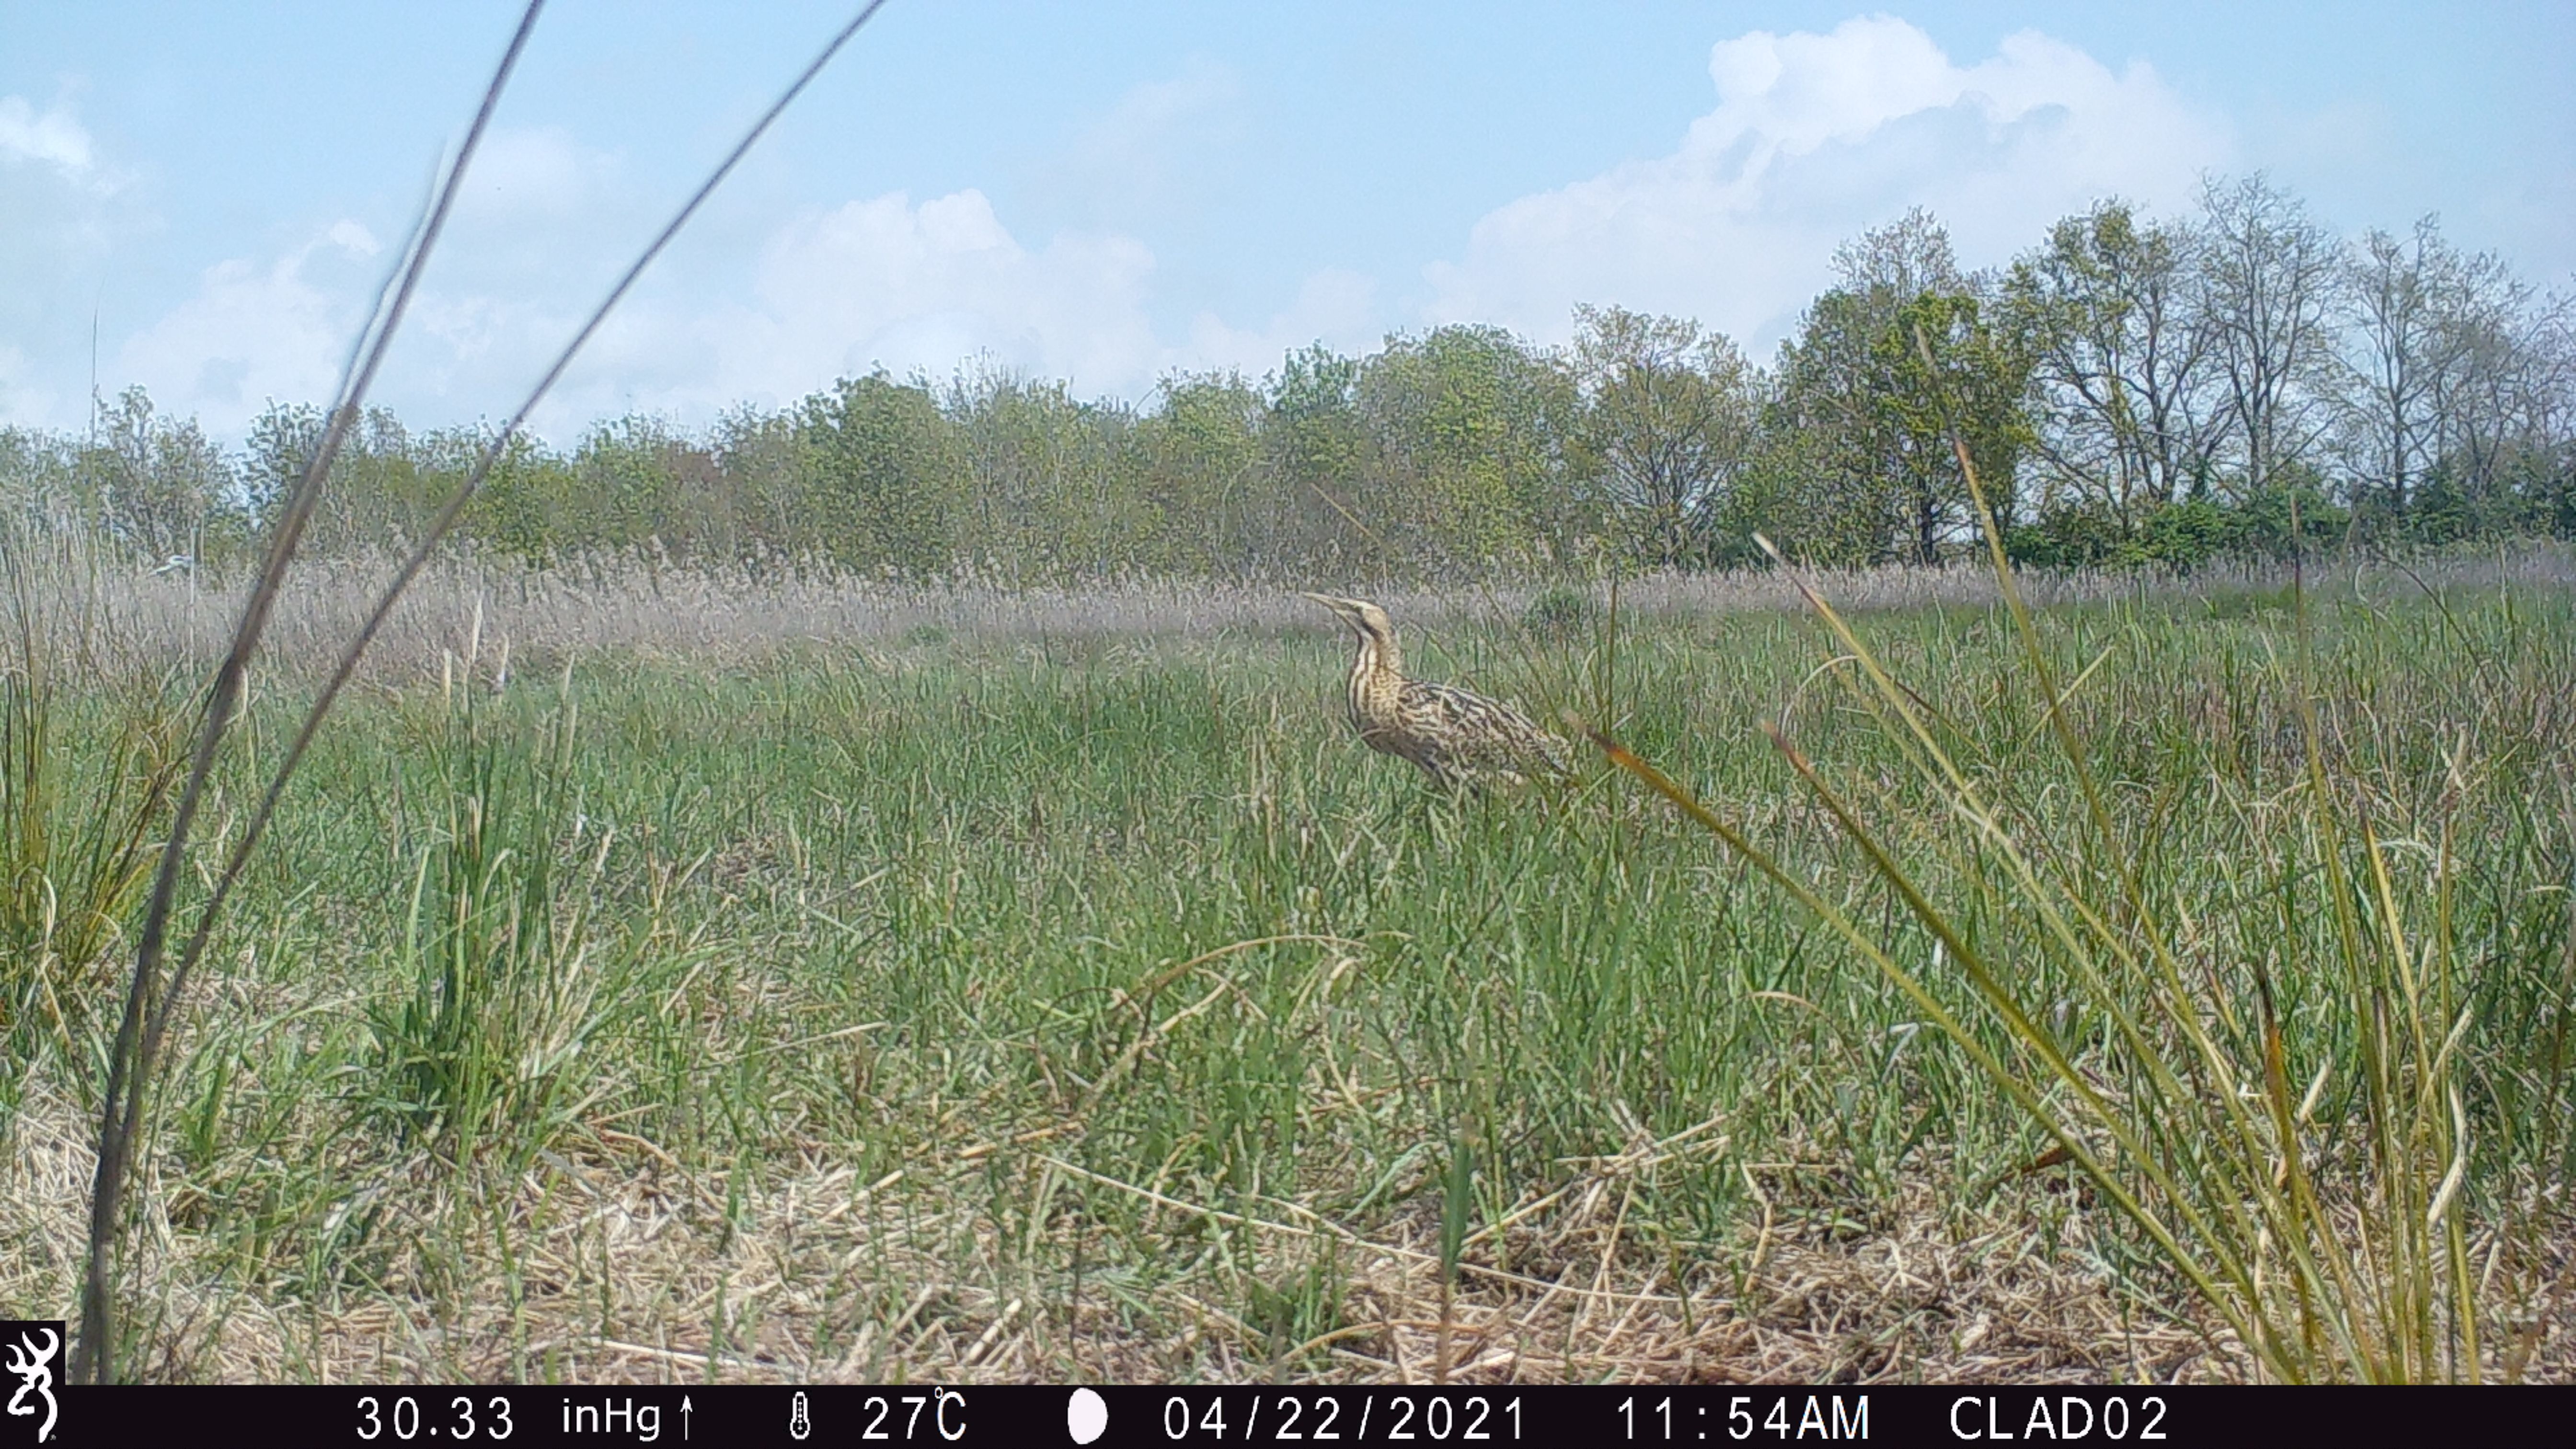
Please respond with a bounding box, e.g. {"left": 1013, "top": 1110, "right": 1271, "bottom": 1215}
{"left": 1300, "top": 593, "right": 1395, "bottom": 643}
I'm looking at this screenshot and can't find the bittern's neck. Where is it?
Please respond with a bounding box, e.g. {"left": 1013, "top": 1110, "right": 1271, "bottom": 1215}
{"left": 1361, "top": 626, "right": 1400, "bottom": 678}
{"left": 1344, "top": 626, "right": 1400, "bottom": 729}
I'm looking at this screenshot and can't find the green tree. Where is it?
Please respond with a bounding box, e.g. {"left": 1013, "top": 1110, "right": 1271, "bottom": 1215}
{"left": 947, "top": 367, "right": 1138, "bottom": 579}
{"left": 86, "top": 387, "right": 240, "bottom": 565}
{"left": 1263, "top": 345, "right": 1376, "bottom": 574}
{"left": 1357, "top": 325, "right": 1586, "bottom": 570}
{"left": 561, "top": 417, "right": 733, "bottom": 564}
{"left": 0, "top": 427, "right": 81, "bottom": 527}
{"left": 1882, "top": 289, "right": 2037, "bottom": 560}
{"left": 1137, "top": 371, "right": 1266, "bottom": 575}
{"left": 1569, "top": 304, "right": 1758, "bottom": 566}
{"left": 2394, "top": 232, "right": 2567, "bottom": 534}
{"left": 709, "top": 404, "right": 809, "bottom": 570}
{"left": 796, "top": 372, "right": 964, "bottom": 578}
{"left": 1769, "top": 213, "right": 2035, "bottom": 564}
{"left": 246, "top": 402, "right": 476, "bottom": 560}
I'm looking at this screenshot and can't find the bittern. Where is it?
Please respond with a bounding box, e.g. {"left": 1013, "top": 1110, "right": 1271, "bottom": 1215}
{"left": 1302, "top": 593, "right": 1572, "bottom": 790}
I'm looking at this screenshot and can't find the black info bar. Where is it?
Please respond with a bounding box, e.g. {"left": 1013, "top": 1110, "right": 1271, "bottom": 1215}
{"left": 21, "top": 1383, "right": 2562, "bottom": 1449}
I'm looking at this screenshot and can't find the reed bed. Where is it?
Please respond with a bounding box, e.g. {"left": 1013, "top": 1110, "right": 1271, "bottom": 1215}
{"left": 55, "top": 540, "right": 2576, "bottom": 675}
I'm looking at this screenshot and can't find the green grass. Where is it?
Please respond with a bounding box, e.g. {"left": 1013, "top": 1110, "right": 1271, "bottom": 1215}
{"left": 6, "top": 572, "right": 2573, "bottom": 1381}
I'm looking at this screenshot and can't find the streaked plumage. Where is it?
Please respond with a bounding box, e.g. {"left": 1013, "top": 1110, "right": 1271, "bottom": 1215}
{"left": 1301, "top": 593, "right": 1572, "bottom": 790}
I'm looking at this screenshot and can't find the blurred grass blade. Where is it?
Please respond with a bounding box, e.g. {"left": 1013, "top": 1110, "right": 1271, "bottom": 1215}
{"left": 1576, "top": 325, "right": 2518, "bottom": 1381}
{"left": 75, "top": 2, "right": 547, "bottom": 1383}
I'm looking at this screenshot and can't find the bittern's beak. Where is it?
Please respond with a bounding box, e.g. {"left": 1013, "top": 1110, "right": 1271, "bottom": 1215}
{"left": 1300, "top": 593, "right": 1367, "bottom": 637}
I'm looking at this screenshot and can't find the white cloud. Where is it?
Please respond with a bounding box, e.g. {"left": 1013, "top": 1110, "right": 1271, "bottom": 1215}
{"left": 352, "top": 128, "right": 642, "bottom": 420}
{"left": 515, "top": 189, "right": 1381, "bottom": 430}
{"left": 94, "top": 125, "right": 658, "bottom": 440}
{"left": 0, "top": 95, "right": 95, "bottom": 177}
{"left": 602, "top": 188, "right": 1171, "bottom": 415}
{"left": 696, "top": 192, "right": 1393, "bottom": 409}
{"left": 105, "top": 170, "right": 1221, "bottom": 440}
{"left": 115, "top": 221, "right": 382, "bottom": 432}
{"left": 1424, "top": 15, "right": 2233, "bottom": 351}
{"left": 756, "top": 189, "right": 1158, "bottom": 388}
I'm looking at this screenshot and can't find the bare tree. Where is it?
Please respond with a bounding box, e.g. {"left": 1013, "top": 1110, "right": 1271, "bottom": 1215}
{"left": 2512, "top": 293, "right": 2576, "bottom": 465}
{"left": 2338, "top": 212, "right": 2576, "bottom": 534}
{"left": 2007, "top": 201, "right": 2224, "bottom": 530}
{"left": 2339, "top": 217, "right": 2478, "bottom": 509}
{"left": 2426, "top": 268, "right": 2565, "bottom": 510}
{"left": 2196, "top": 175, "right": 2342, "bottom": 495}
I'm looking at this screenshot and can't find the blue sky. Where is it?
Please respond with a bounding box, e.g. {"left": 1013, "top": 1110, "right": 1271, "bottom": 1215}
{"left": 4, "top": 1, "right": 2570, "bottom": 443}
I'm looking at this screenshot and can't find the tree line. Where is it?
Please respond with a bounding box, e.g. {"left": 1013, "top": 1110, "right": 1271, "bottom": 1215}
{"left": 6, "top": 175, "right": 2571, "bottom": 582}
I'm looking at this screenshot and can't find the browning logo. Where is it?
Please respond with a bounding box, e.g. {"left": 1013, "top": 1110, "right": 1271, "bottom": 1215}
{"left": 0, "top": 1323, "right": 59, "bottom": 1447}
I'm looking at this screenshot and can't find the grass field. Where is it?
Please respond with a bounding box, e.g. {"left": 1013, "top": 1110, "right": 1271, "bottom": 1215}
{"left": 5, "top": 552, "right": 2574, "bottom": 1383}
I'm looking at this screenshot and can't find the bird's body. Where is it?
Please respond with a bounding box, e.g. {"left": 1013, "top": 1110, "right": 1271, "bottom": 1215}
{"left": 1303, "top": 593, "right": 1572, "bottom": 790}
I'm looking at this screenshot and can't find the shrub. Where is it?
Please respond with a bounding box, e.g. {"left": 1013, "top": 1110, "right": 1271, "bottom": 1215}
{"left": 1521, "top": 584, "right": 1596, "bottom": 639}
